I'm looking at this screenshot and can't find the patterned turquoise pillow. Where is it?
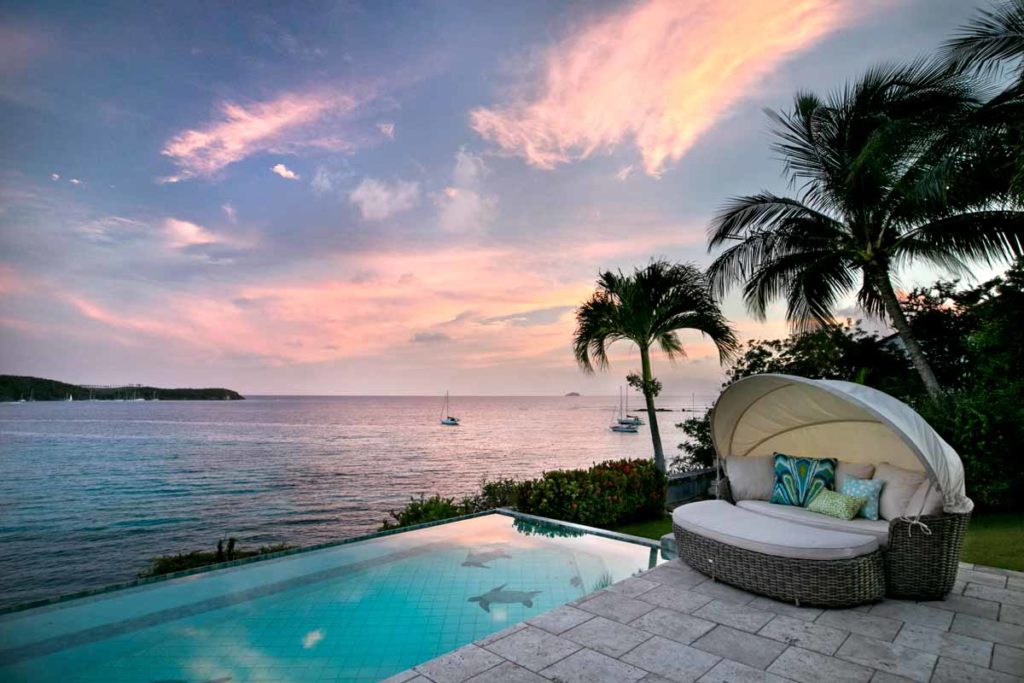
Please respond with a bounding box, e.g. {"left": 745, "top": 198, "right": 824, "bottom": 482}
{"left": 770, "top": 453, "right": 836, "bottom": 507}
{"left": 840, "top": 477, "right": 884, "bottom": 521}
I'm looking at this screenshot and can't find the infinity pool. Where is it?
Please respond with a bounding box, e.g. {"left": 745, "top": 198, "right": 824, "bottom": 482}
{"left": 0, "top": 512, "right": 661, "bottom": 682}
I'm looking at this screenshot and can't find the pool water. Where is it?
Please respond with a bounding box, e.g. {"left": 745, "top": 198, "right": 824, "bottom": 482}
{"left": 0, "top": 512, "right": 660, "bottom": 682}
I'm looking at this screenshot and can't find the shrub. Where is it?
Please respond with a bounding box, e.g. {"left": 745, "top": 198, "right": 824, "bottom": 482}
{"left": 379, "top": 459, "right": 667, "bottom": 531}
{"left": 140, "top": 541, "right": 293, "bottom": 577}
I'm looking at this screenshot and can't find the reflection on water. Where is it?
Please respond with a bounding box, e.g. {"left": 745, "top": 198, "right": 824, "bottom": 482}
{"left": 0, "top": 394, "right": 684, "bottom": 608}
{"left": 0, "top": 513, "right": 661, "bottom": 683}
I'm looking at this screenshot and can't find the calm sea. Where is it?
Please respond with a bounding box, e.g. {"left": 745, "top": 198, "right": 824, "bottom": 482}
{"left": 0, "top": 395, "right": 706, "bottom": 609}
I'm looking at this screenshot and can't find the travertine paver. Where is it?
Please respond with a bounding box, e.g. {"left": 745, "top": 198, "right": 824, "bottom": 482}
{"left": 526, "top": 605, "right": 592, "bottom": 635}
{"left": 931, "top": 656, "right": 1022, "bottom": 682}
{"left": 767, "top": 646, "right": 874, "bottom": 683}
{"left": 577, "top": 590, "right": 657, "bottom": 623}
{"left": 413, "top": 644, "right": 504, "bottom": 682}
{"left": 869, "top": 600, "right": 955, "bottom": 630}
{"left": 394, "top": 558, "right": 1024, "bottom": 683}
{"left": 893, "top": 623, "right": 993, "bottom": 666}
{"left": 816, "top": 608, "right": 903, "bottom": 641}
{"left": 699, "top": 658, "right": 791, "bottom": 682}
{"left": 693, "top": 599, "right": 775, "bottom": 633}
{"left": 993, "top": 644, "right": 1024, "bottom": 677}
{"left": 482, "top": 625, "right": 580, "bottom": 672}
{"left": 691, "top": 625, "right": 787, "bottom": 669}
{"left": 539, "top": 647, "right": 648, "bottom": 683}
{"left": 561, "top": 615, "right": 652, "bottom": 657}
{"left": 620, "top": 635, "right": 720, "bottom": 682}
{"left": 835, "top": 633, "right": 938, "bottom": 682}
{"left": 638, "top": 583, "right": 715, "bottom": 613}
{"left": 758, "top": 614, "right": 849, "bottom": 655}
{"left": 628, "top": 607, "right": 715, "bottom": 644}
{"left": 464, "top": 661, "right": 547, "bottom": 683}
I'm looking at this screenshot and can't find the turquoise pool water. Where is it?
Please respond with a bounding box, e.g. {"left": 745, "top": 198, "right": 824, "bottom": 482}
{"left": 0, "top": 512, "right": 660, "bottom": 682}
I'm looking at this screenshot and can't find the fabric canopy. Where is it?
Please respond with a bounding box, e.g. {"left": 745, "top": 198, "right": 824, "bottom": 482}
{"left": 711, "top": 374, "right": 972, "bottom": 514}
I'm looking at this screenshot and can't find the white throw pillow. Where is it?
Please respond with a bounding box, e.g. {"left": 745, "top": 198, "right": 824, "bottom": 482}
{"left": 874, "top": 463, "right": 926, "bottom": 520}
{"left": 905, "top": 478, "right": 944, "bottom": 517}
{"left": 835, "top": 461, "right": 875, "bottom": 490}
{"left": 724, "top": 455, "right": 775, "bottom": 502}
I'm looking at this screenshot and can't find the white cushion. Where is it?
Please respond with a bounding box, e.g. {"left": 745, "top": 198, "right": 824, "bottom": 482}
{"left": 906, "top": 478, "right": 944, "bottom": 517}
{"left": 836, "top": 461, "right": 875, "bottom": 490}
{"left": 736, "top": 499, "right": 891, "bottom": 547}
{"left": 724, "top": 455, "right": 774, "bottom": 502}
{"left": 874, "top": 463, "right": 926, "bottom": 521}
{"left": 672, "top": 500, "right": 879, "bottom": 560}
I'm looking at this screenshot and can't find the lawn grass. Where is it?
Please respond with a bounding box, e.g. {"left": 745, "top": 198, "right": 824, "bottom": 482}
{"left": 961, "top": 510, "right": 1024, "bottom": 571}
{"left": 609, "top": 510, "right": 1023, "bottom": 571}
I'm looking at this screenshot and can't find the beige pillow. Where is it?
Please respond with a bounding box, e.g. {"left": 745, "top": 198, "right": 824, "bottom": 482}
{"left": 724, "top": 455, "right": 775, "bottom": 502}
{"left": 874, "top": 463, "right": 926, "bottom": 520}
{"left": 906, "top": 478, "right": 944, "bottom": 517}
{"left": 835, "top": 462, "right": 875, "bottom": 490}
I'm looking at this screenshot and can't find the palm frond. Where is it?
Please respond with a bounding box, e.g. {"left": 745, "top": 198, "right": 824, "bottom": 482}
{"left": 944, "top": 0, "right": 1024, "bottom": 75}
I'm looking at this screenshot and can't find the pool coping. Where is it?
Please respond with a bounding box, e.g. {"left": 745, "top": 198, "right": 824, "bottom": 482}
{"left": 0, "top": 509, "right": 659, "bottom": 617}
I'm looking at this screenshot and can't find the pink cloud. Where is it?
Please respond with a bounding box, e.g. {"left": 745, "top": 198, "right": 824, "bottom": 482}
{"left": 471, "top": 0, "right": 856, "bottom": 176}
{"left": 160, "top": 90, "right": 367, "bottom": 182}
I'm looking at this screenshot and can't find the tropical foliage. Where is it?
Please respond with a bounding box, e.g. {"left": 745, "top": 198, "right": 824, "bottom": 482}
{"left": 573, "top": 260, "right": 737, "bottom": 472}
{"left": 380, "top": 458, "right": 666, "bottom": 530}
{"left": 705, "top": 60, "right": 1024, "bottom": 399}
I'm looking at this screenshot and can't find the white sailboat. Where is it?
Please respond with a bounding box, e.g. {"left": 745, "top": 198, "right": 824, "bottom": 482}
{"left": 440, "top": 391, "right": 460, "bottom": 426}
{"left": 618, "top": 388, "right": 643, "bottom": 426}
{"left": 610, "top": 388, "right": 638, "bottom": 433}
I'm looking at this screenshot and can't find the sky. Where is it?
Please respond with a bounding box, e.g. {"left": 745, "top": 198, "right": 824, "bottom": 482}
{"left": 0, "top": 0, "right": 1002, "bottom": 396}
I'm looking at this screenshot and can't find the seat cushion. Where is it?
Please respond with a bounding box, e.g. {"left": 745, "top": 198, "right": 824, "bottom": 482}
{"left": 673, "top": 500, "right": 879, "bottom": 561}
{"left": 737, "top": 499, "right": 891, "bottom": 547}
{"left": 724, "top": 455, "right": 774, "bottom": 502}
{"left": 770, "top": 454, "right": 836, "bottom": 507}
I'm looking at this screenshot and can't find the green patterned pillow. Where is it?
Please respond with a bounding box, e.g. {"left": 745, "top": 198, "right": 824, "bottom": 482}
{"left": 770, "top": 453, "right": 837, "bottom": 507}
{"left": 807, "top": 490, "right": 867, "bottom": 520}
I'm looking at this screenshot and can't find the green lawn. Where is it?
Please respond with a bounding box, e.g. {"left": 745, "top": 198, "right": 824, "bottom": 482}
{"left": 609, "top": 510, "right": 1024, "bottom": 572}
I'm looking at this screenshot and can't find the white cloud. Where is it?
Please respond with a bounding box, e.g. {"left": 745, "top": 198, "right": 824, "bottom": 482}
{"left": 437, "top": 148, "right": 496, "bottom": 233}
{"left": 615, "top": 165, "right": 635, "bottom": 181}
{"left": 376, "top": 122, "right": 395, "bottom": 139}
{"left": 348, "top": 178, "right": 420, "bottom": 221}
{"left": 69, "top": 178, "right": 81, "bottom": 185}
{"left": 302, "top": 629, "right": 324, "bottom": 650}
{"left": 50, "top": 173, "right": 60, "bottom": 181}
{"left": 163, "top": 218, "right": 218, "bottom": 248}
{"left": 222, "top": 203, "right": 237, "bottom": 223}
{"left": 271, "top": 163, "right": 300, "bottom": 180}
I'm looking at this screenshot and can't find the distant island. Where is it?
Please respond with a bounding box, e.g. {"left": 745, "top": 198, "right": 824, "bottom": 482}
{"left": 564, "top": 392, "right": 581, "bottom": 396}
{"left": 0, "top": 375, "right": 244, "bottom": 402}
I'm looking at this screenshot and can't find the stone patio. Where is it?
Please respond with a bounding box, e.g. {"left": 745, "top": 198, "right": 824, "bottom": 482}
{"left": 384, "top": 559, "right": 1024, "bottom": 683}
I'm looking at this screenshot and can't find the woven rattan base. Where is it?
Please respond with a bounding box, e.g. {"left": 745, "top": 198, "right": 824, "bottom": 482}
{"left": 673, "top": 523, "right": 886, "bottom": 608}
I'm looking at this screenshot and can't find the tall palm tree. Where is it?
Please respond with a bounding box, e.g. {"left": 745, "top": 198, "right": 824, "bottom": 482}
{"left": 706, "top": 62, "right": 1024, "bottom": 400}
{"left": 573, "top": 260, "right": 737, "bottom": 473}
{"left": 944, "top": 0, "right": 1024, "bottom": 201}
{"left": 944, "top": 0, "right": 1024, "bottom": 78}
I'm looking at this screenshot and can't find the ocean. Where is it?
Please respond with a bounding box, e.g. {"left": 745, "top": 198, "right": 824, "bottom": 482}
{"left": 0, "top": 394, "right": 708, "bottom": 610}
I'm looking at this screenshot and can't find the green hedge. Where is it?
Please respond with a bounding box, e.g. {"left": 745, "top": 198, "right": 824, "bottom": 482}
{"left": 379, "top": 458, "right": 666, "bottom": 531}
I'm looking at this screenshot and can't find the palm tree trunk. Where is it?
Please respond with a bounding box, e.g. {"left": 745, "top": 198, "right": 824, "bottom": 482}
{"left": 870, "top": 269, "right": 943, "bottom": 400}
{"left": 640, "top": 346, "right": 666, "bottom": 473}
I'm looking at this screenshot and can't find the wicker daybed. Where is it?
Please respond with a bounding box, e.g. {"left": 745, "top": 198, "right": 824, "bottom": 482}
{"left": 673, "top": 374, "right": 973, "bottom": 606}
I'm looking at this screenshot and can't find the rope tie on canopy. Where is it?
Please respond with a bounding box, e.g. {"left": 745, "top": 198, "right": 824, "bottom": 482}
{"left": 897, "top": 480, "right": 936, "bottom": 537}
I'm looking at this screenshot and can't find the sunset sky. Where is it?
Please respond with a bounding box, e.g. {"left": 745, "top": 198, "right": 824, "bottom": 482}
{"left": 0, "top": 0, "right": 999, "bottom": 396}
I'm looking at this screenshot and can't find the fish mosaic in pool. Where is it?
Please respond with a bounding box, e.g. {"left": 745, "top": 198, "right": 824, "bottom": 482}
{"left": 0, "top": 512, "right": 661, "bottom": 683}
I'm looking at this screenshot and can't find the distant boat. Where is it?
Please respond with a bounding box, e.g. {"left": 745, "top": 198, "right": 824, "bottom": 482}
{"left": 440, "top": 391, "right": 460, "bottom": 426}
{"left": 65, "top": 394, "right": 73, "bottom": 401}
{"left": 610, "top": 388, "right": 638, "bottom": 433}
{"left": 618, "top": 388, "right": 643, "bottom": 426}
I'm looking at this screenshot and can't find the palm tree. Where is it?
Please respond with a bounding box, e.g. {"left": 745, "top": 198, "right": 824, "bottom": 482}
{"left": 573, "top": 260, "right": 737, "bottom": 473}
{"left": 944, "top": 0, "right": 1024, "bottom": 78}
{"left": 944, "top": 0, "right": 1024, "bottom": 200}
{"left": 706, "top": 62, "right": 1024, "bottom": 400}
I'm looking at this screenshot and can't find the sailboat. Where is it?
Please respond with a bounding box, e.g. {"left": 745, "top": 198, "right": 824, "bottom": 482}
{"left": 618, "top": 388, "right": 643, "bottom": 426}
{"left": 610, "top": 388, "right": 638, "bottom": 433}
{"left": 440, "top": 391, "right": 460, "bottom": 426}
